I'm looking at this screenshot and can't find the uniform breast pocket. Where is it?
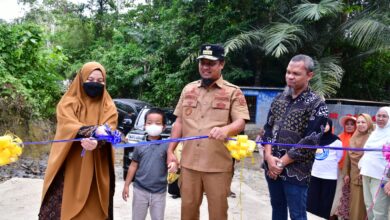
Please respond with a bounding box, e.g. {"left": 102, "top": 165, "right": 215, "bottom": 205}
{"left": 211, "top": 100, "right": 231, "bottom": 122}
{"left": 182, "top": 99, "right": 198, "bottom": 119}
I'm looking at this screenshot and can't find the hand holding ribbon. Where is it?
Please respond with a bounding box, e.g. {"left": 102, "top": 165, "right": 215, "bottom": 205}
{"left": 81, "top": 124, "right": 122, "bottom": 156}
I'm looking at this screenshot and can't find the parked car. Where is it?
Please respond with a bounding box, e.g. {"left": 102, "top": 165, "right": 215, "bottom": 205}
{"left": 123, "top": 107, "right": 176, "bottom": 180}
{"left": 113, "top": 99, "right": 153, "bottom": 135}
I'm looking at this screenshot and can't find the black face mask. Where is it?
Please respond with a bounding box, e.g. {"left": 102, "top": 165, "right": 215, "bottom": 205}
{"left": 83, "top": 82, "right": 104, "bottom": 98}
{"left": 201, "top": 78, "right": 217, "bottom": 88}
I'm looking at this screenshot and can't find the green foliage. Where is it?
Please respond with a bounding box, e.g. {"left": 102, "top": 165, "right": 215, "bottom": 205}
{"left": 223, "top": 67, "right": 254, "bottom": 84}
{"left": 224, "top": 30, "right": 265, "bottom": 55}
{"left": 291, "top": 0, "right": 343, "bottom": 22}
{"left": 89, "top": 37, "right": 149, "bottom": 98}
{"left": 0, "top": 59, "right": 33, "bottom": 118}
{"left": 339, "top": 51, "right": 390, "bottom": 101}
{"left": 0, "top": 23, "right": 68, "bottom": 118}
{"left": 311, "top": 56, "right": 344, "bottom": 98}
{"left": 263, "top": 23, "right": 308, "bottom": 58}
{"left": 224, "top": 0, "right": 346, "bottom": 95}
{"left": 343, "top": 12, "right": 390, "bottom": 50}
{"left": 104, "top": 0, "right": 268, "bottom": 106}
{"left": 5, "top": 0, "right": 388, "bottom": 117}
{"left": 341, "top": 1, "right": 390, "bottom": 52}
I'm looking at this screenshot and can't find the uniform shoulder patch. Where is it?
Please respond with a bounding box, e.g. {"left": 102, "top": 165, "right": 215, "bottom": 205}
{"left": 234, "top": 89, "right": 247, "bottom": 106}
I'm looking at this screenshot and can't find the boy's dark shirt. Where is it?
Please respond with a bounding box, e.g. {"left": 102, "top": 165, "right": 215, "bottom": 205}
{"left": 132, "top": 136, "right": 168, "bottom": 193}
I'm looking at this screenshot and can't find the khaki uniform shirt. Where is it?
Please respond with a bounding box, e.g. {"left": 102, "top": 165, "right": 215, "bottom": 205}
{"left": 174, "top": 76, "right": 250, "bottom": 172}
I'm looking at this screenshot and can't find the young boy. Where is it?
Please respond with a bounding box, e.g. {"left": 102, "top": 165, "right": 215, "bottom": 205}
{"left": 122, "top": 108, "right": 169, "bottom": 220}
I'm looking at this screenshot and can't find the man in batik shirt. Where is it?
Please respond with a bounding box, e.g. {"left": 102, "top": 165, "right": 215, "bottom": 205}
{"left": 263, "top": 54, "right": 328, "bottom": 220}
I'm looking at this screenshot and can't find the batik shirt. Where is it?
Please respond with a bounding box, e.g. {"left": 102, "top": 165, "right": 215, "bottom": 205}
{"left": 263, "top": 87, "right": 328, "bottom": 185}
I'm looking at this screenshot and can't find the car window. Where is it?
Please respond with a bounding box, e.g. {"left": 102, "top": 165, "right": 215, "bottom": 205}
{"left": 164, "top": 111, "right": 176, "bottom": 126}
{"left": 134, "top": 109, "right": 148, "bottom": 130}
{"left": 115, "top": 102, "right": 124, "bottom": 111}
{"left": 123, "top": 104, "right": 135, "bottom": 114}
{"left": 135, "top": 104, "right": 152, "bottom": 112}
{"left": 116, "top": 101, "right": 135, "bottom": 115}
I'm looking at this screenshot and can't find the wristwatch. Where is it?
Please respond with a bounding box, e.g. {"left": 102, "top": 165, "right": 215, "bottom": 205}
{"left": 276, "top": 161, "right": 284, "bottom": 168}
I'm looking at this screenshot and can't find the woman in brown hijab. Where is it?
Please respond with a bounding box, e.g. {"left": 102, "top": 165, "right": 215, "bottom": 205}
{"left": 343, "top": 113, "right": 374, "bottom": 220}
{"left": 38, "top": 62, "right": 118, "bottom": 220}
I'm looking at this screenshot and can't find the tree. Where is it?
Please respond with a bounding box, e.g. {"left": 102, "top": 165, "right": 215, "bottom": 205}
{"left": 9, "top": 0, "right": 388, "bottom": 111}
{"left": 0, "top": 23, "right": 68, "bottom": 118}
{"left": 341, "top": 0, "right": 389, "bottom": 52}
{"left": 339, "top": 0, "right": 390, "bottom": 100}
{"left": 225, "top": 0, "right": 345, "bottom": 97}
{"left": 105, "top": 0, "right": 270, "bottom": 106}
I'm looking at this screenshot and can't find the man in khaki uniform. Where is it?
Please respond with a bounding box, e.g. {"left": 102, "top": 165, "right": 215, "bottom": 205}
{"left": 167, "top": 44, "right": 249, "bottom": 220}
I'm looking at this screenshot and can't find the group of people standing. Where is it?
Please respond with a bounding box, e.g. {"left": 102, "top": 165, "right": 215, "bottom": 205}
{"left": 38, "top": 44, "right": 250, "bottom": 220}
{"left": 306, "top": 109, "right": 390, "bottom": 220}
{"left": 262, "top": 53, "right": 390, "bottom": 220}
{"left": 36, "top": 43, "right": 390, "bottom": 220}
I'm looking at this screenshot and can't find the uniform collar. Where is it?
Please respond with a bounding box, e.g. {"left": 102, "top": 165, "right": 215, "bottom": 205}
{"left": 198, "top": 75, "right": 224, "bottom": 89}
{"left": 215, "top": 75, "right": 224, "bottom": 88}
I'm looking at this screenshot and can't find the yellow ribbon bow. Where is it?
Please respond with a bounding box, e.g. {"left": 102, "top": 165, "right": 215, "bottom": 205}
{"left": 0, "top": 133, "right": 23, "bottom": 166}
{"left": 225, "top": 135, "right": 256, "bottom": 160}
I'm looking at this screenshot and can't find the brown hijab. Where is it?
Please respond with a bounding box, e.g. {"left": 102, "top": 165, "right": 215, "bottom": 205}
{"left": 346, "top": 113, "right": 374, "bottom": 185}
{"left": 350, "top": 113, "right": 374, "bottom": 150}
{"left": 41, "top": 62, "right": 118, "bottom": 219}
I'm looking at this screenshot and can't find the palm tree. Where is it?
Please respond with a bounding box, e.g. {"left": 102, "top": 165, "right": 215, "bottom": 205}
{"left": 312, "top": 56, "right": 344, "bottom": 97}
{"left": 225, "top": 0, "right": 346, "bottom": 97}
{"left": 341, "top": 0, "right": 390, "bottom": 53}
